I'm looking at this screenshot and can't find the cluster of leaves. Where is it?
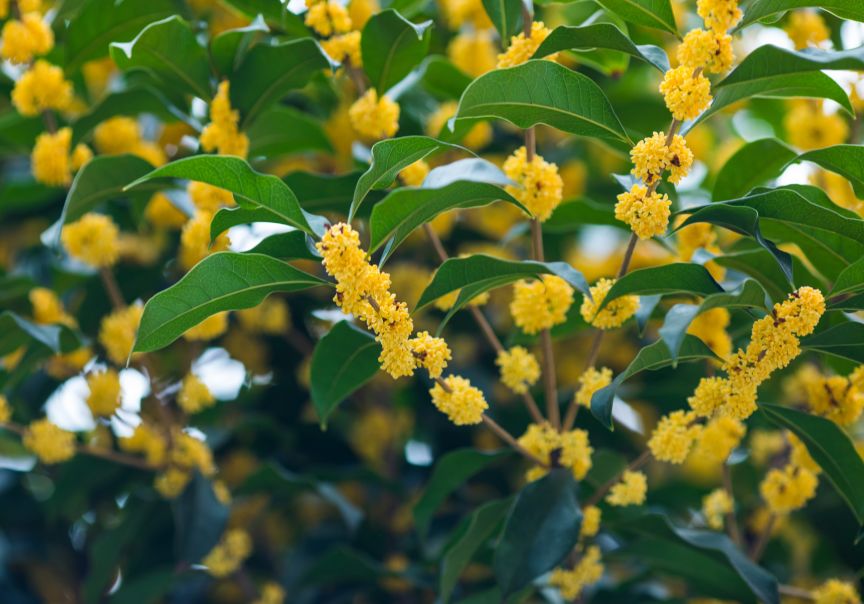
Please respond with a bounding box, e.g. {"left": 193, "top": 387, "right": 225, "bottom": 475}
{"left": 1, "top": 0, "right": 864, "bottom": 601}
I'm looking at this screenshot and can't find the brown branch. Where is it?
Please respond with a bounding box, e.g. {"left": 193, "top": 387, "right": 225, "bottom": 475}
{"left": 482, "top": 414, "right": 547, "bottom": 467}
{"left": 585, "top": 450, "right": 651, "bottom": 507}
{"left": 722, "top": 463, "right": 743, "bottom": 546}
{"left": 100, "top": 268, "right": 126, "bottom": 311}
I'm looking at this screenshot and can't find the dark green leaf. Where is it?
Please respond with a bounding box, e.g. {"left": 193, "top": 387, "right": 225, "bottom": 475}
{"left": 414, "top": 448, "right": 510, "bottom": 542}
{"left": 222, "top": 0, "right": 309, "bottom": 35}
{"left": 210, "top": 206, "right": 286, "bottom": 240}
{"left": 591, "top": 336, "right": 719, "bottom": 428}
{"left": 245, "top": 231, "right": 321, "bottom": 260}
{"left": 494, "top": 469, "right": 582, "bottom": 596}
{"left": 126, "top": 155, "right": 321, "bottom": 236}
{"left": 108, "top": 568, "right": 175, "bottom": 604}
{"left": 739, "top": 0, "right": 864, "bottom": 29}
{"left": 72, "top": 88, "right": 189, "bottom": 144}
{"left": 544, "top": 198, "right": 623, "bottom": 232}
{"left": 713, "top": 139, "right": 797, "bottom": 201}
{"left": 482, "top": 0, "right": 525, "bottom": 39}
{"left": 797, "top": 145, "right": 864, "bottom": 198}
{"left": 454, "top": 60, "right": 630, "bottom": 146}
{"left": 535, "top": 24, "right": 669, "bottom": 72}
{"left": 64, "top": 0, "right": 177, "bottom": 71}
{"left": 597, "top": 263, "right": 723, "bottom": 313}
{"left": 134, "top": 252, "right": 326, "bottom": 352}
{"left": 351, "top": 135, "right": 469, "bottom": 220}
{"left": 594, "top": 0, "right": 677, "bottom": 34}
{"left": 247, "top": 106, "right": 333, "bottom": 157}
{"left": 801, "top": 322, "right": 864, "bottom": 364}
{"left": 172, "top": 472, "right": 230, "bottom": 564}
{"left": 301, "top": 546, "right": 382, "bottom": 586}
{"left": 831, "top": 256, "right": 864, "bottom": 296}
{"left": 310, "top": 321, "right": 381, "bottom": 426}
{"left": 419, "top": 56, "right": 473, "bottom": 99}
{"left": 440, "top": 499, "right": 512, "bottom": 603}
{"left": 230, "top": 38, "right": 335, "bottom": 128}
{"left": 761, "top": 403, "right": 864, "bottom": 525}
{"left": 0, "top": 311, "right": 68, "bottom": 357}
{"left": 110, "top": 16, "right": 212, "bottom": 100}
{"left": 284, "top": 170, "right": 365, "bottom": 214}
{"left": 210, "top": 16, "right": 269, "bottom": 76}
{"left": 361, "top": 9, "right": 432, "bottom": 94}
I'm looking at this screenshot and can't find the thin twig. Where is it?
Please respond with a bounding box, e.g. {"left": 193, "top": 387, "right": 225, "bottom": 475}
{"left": 722, "top": 463, "right": 742, "bottom": 546}
{"left": 749, "top": 512, "right": 776, "bottom": 561}
{"left": 616, "top": 233, "right": 638, "bottom": 278}
{"left": 482, "top": 414, "right": 547, "bottom": 467}
{"left": 540, "top": 329, "right": 559, "bottom": 429}
{"left": 100, "top": 268, "right": 126, "bottom": 310}
{"left": 778, "top": 585, "right": 815, "bottom": 601}
{"left": 584, "top": 450, "right": 651, "bottom": 507}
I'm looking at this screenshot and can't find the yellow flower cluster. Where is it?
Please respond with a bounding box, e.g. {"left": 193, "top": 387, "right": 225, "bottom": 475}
{"left": 760, "top": 463, "right": 818, "bottom": 514}
{"left": 549, "top": 546, "right": 604, "bottom": 600}
{"left": 305, "top": 0, "right": 352, "bottom": 37}
{"left": 615, "top": 184, "right": 672, "bottom": 240}
{"left": 677, "top": 28, "right": 733, "bottom": 74}
{"left": 86, "top": 369, "right": 121, "bottom": 417}
{"left": 145, "top": 193, "right": 188, "bottom": 229}
{"left": 495, "top": 346, "right": 540, "bottom": 394}
{"left": 503, "top": 146, "right": 564, "bottom": 222}
{"left": 349, "top": 88, "right": 400, "bottom": 141}
{"left": 448, "top": 30, "right": 497, "bottom": 77}
{"left": 178, "top": 374, "right": 215, "bottom": 414}
{"left": 690, "top": 415, "right": 745, "bottom": 464}
{"left": 184, "top": 311, "right": 229, "bottom": 341}
{"left": 12, "top": 60, "right": 73, "bottom": 117}
{"left": 0, "top": 395, "right": 10, "bottom": 423}
{"left": 237, "top": 297, "right": 290, "bottom": 335}
{"left": 1, "top": 13, "right": 53, "bottom": 63}
{"left": 30, "top": 287, "right": 75, "bottom": 326}
{"left": 31, "top": 127, "right": 92, "bottom": 187}
{"left": 659, "top": 65, "right": 713, "bottom": 122}
{"left": 398, "top": 159, "right": 429, "bottom": 187}
{"left": 91, "top": 117, "right": 167, "bottom": 165}
{"left": 696, "top": 0, "right": 742, "bottom": 33}
{"left": 687, "top": 307, "right": 732, "bottom": 360}
{"left": 648, "top": 410, "right": 702, "bottom": 464}
{"left": 813, "top": 579, "right": 861, "bottom": 604}
{"left": 99, "top": 303, "right": 144, "bottom": 365}
{"left": 188, "top": 181, "right": 235, "bottom": 212}
{"left": 630, "top": 132, "right": 693, "bottom": 185}
{"left": 202, "top": 528, "right": 252, "bottom": 577}
{"left": 322, "top": 31, "right": 362, "bottom": 66}
{"left": 200, "top": 81, "right": 249, "bottom": 157}
{"left": 439, "top": 0, "right": 490, "bottom": 29}
{"left": 785, "top": 11, "right": 829, "bottom": 50}
{"left": 802, "top": 367, "right": 864, "bottom": 426}
{"left": 155, "top": 431, "right": 216, "bottom": 498}
{"left": 581, "top": 505, "right": 601, "bottom": 538}
{"left": 574, "top": 366, "right": 612, "bottom": 408}
{"left": 607, "top": 470, "right": 646, "bottom": 506}
{"left": 519, "top": 423, "right": 593, "bottom": 481}
{"left": 254, "top": 582, "right": 286, "bottom": 604}
{"left": 426, "top": 101, "right": 492, "bottom": 150}
{"left": 316, "top": 223, "right": 419, "bottom": 378}
{"left": 119, "top": 422, "right": 167, "bottom": 465}
{"left": 688, "top": 287, "right": 825, "bottom": 420}
{"left": 580, "top": 278, "right": 639, "bottom": 330}
{"left": 179, "top": 211, "right": 231, "bottom": 270}
{"left": 410, "top": 331, "right": 452, "bottom": 379}
{"left": 510, "top": 275, "right": 573, "bottom": 334}
{"left": 429, "top": 375, "right": 488, "bottom": 425}
{"left": 61, "top": 213, "right": 120, "bottom": 268}
{"left": 702, "top": 488, "right": 732, "bottom": 530}
{"left": 784, "top": 101, "right": 848, "bottom": 150}
{"left": 497, "top": 21, "right": 555, "bottom": 68}
{"left": 24, "top": 419, "right": 76, "bottom": 464}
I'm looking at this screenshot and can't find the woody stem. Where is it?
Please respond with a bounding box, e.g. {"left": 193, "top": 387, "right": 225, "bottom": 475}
{"left": 100, "top": 268, "right": 126, "bottom": 310}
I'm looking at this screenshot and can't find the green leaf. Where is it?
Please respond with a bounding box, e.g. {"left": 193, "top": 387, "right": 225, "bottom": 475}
{"left": 739, "top": 0, "right": 864, "bottom": 29}
{"left": 245, "top": 231, "right": 321, "bottom": 261}
{"left": 831, "top": 256, "right": 864, "bottom": 296}
{"left": 454, "top": 60, "right": 630, "bottom": 146}
{"left": 0, "top": 311, "right": 70, "bottom": 357}
{"left": 419, "top": 56, "right": 473, "bottom": 100}
{"left": 482, "top": 0, "right": 526, "bottom": 40}
{"left": 126, "top": 155, "right": 322, "bottom": 236}
{"left": 544, "top": 198, "right": 623, "bottom": 232}
{"left": 593, "top": 0, "right": 677, "bottom": 34}
{"left": 494, "top": 469, "right": 582, "bottom": 596}
{"left": 221, "top": 0, "right": 309, "bottom": 35}
{"left": 230, "top": 38, "right": 335, "bottom": 128}
{"left": 591, "top": 336, "right": 719, "bottom": 428}
{"left": 310, "top": 321, "right": 381, "bottom": 427}
{"left": 350, "top": 135, "right": 469, "bottom": 220}
{"left": 713, "top": 139, "right": 797, "bottom": 201}
{"left": 247, "top": 106, "right": 333, "bottom": 157}
{"left": 440, "top": 499, "right": 512, "bottom": 603}
{"left": 301, "top": 546, "right": 383, "bottom": 586}
{"left": 109, "top": 16, "right": 212, "bottom": 101}
{"left": 108, "top": 568, "right": 175, "bottom": 604}
{"left": 284, "top": 171, "right": 367, "bottom": 214}
{"left": 414, "top": 448, "right": 511, "bottom": 542}
{"left": 361, "top": 9, "right": 432, "bottom": 94}
{"left": 696, "top": 45, "right": 861, "bottom": 125}
{"left": 368, "top": 181, "right": 522, "bottom": 262}
{"left": 801, "top": 322, "right": 864, "bottom": 364}
{"left": 797, "top": 145, "right": 864, "bottom": 198}
{"left": 64, "top": 0, "right": 178, "bottom": 71}
{"left": 72, "top": 88, "right": 189, "bottom": 144}
{"left": 535, "top": 23, "right": 669, "bottom": 72}
{"left": 210, "top": 206, "right": 286, "bottom": 240}
{"left": 761, "top": 403, "right": 864, "bottom": 525}
{"left": 134, "top": 252, "right": 326, "bottom": 352}
{"left": 658, "top": 280, "right": 769, "bottom": 361}
{"left": 172, "top": 472, "right": 230, "bottom": 564}
{"left": 210, "top": 16, "right": 269, "bottom": 76}
{"left": 596, "top": 263, "right": 723, "bottom": 313}
{"left": 613, "top": 512, "right": 779, "bottom": 604}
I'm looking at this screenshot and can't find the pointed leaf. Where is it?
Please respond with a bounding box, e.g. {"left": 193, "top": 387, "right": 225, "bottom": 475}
{"left": 210, "top": 17, "right": 269, "bottom": 76}
{"left": 247, "top": 106, "right": 333, "bottom": 157}
{"left": 797, "top": 145, "right": 864, "bottom": 198}
{"left": 134, "top": 252, "right": 326, "bottom": 352}
{"left": 713, "top": 139, "right": 797, "bottom": 201}
{"left": 831, "top": 256, "right": 864, "bottom": 297}
{"left": 482, "top": 0, "right": 526, "bottom": 39}
{"left": 535, "top": 23, "right": 670, "bottom": 71}
{"left": 172, "top": 473, "right": 230, "bottom": 564}
{"left": 739, "top": 0, "right": 864, "bottom": 29}
{"left": 361, "top": 9, "right": 433, "bottom": 94}
{"left": 593, "top": 0, "right": 677, "bottom": 34}
{"left": 0, "top": 311, "right": 66, "bottom": 357}
{"left": 596, "top": 263, "right": 723, "bottom": 313}
{"left": 245, "top": 231, "right": 321, "bottom": 261}
{"left": 801, "top": 322, "right": 864, "bottom": 364}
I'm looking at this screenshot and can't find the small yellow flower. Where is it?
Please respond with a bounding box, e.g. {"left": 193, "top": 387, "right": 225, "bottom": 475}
{"left": 179, "top": 211, "right": 231, "bottom": 270}
{"left": 784, "top": 101, "right": 848, "bottom": 150}
{"left": 321, "top": 30, "right": 362, "bottom": 66}
{"left": 24, "top": 419, "right": 76, "bottom": 464}
{"left": 0, "top": 395, "right": 11, "bottom": 423}
{"left": 676, "top": 29, "right": 734, "bottom": 73}
{"left": 61, "top": 213, "right": 120, "bottom": 268}
{"left": 495, "top": 346, "right": 540, "bottom": 394}
{"left": 606, "top": 470, "right": 647, "bottom": 506}
{"left": 29, "top": 287, "right": 75, "bottom": 326}
{"left": 659, "top": 65, "right": 713, "bottom": 122}
{"left": 348, "top": 0, "right": 378, "bottom": 28}
{"left": 200, "top": 81, "right": 249, "bottom": 157}
{"left": 580, "top": 505, "right": 601, "bottom": 538}
{"left": 12, "top": 60, "right": 73, "bottom": 116}
{"left": 630, "top": 132, "right": 694, "bottom": 185}
{"left": 409, "top": 331, "right": 452, "bottom": 379}
{"left": 448, "top": 30, "right": 497, "bottom": 77}
{"left": 615, "top": 184, "right": 672, "bottom": 239}
{"left": 702, "top": 488, "right": 732, "bottom": 530}
{"left": 503, "top": 146, "right": 564, "bottom": 222}
{"left": 579, "top": 278, "right": 639, "bottom": 330}
{"left": 426, "top": 100, "right": 492, "bottom": 150}
{"left": 99, "top": 304, "right": 144, "bottom": 365}
{"left": 236, "top": 298, "right": 291, "bottom": 335}
{"left": 812, "top": 579, "right": 861, "bottom": 604}
{"left": 154, "top": 467, "right": 192, "bottom": 498}
{"left": 178, "top": 373, "right": 216, "bottom": 414}
{"left": 497, "top": 21, "right": 555, "bottom": 68}
{"left": 688, "top": 376, "right": 728, "bottom": 417}
{"left": 785, "top": 10, "right": 830, "bottom": 50}
{"left": 518, "top": 422, "right": 593, "bottom": 480}
{"left": 574, "top": 367, "right": 613, "bottom": 408}
{"left": 145, "top": 193, "right": 188, "bottom": 229}
{"left": 93, "top": 116, "right": 141, "bottom": 155}
{"left": 429, "top": 375, "right": 487, "bottom": 425}
{"left": 510, "top": 275, "right": 574, "bottom": 334}
{"left": 254, "top": 582, "right": 286, "bottom": 604}
{"left": 760, "top": 463, "right": 818, "bottom": 514}
{"left": 697, "top": 0, "right": 742, "bottom": 33}
{"left": 85, "top": 369, "right": 121, "bottom": 417}
{"left": 203, "top": 528, "right": 253, "bottom": 577}
{"left": 398, "top": 159, "right": 429, "bottom": 187}
{"left": 349, "top": 88, "right": 400, "bottom": 141}
{"left": 119, "top": 422, "right": 166, "bottom": 465}
{"left": 183, "top": 312, "right": 229, "bottom": 341}
{"left": 549, "top": 546, "right": 604, "bottom": 600}
{"left": 1, "top": 13, "right": 53, "bottom": 64}
{"left": 32, "top": 128, "right": 91, "bottom": 187}
{"left": 305, "top": 0, "right": 352, "bottom": 37}
{"left": 687, "top": 307, "right": 732, "bottom": 360}
{"left": 648, "top": 410, "right": 702, "bottom": 464}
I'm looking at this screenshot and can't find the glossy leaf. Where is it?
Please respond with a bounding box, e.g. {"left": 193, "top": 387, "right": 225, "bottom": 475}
{"left": 592, "top": 336, "right": 719, "bottom": 428}
{"left": 713, "top": 139, "right": 797, "bottom": 201}
{"left": 247, "top": 106, "right": 333, "bottom": 157}
{"left": 245, "top": 231, "right": 321, "bottom": 261}
{"left": 419, "top": 56, "right": 473, "bottom": 99}
{"left": 172, "top": 473, "right": 230, "bottom": 564}
{"left": 126, "top": 155, "right": 321, "bottom": 236}
{"left": 494, "top": 469, "right": 582, "bottom": 596}
{"left": 801, "top": 322, "right": 864, "bottom": 364}
{"left": 597, "top": 263, "right": 723, "bottom": 313}
{"left": 535, "top": 23, "right": 670, "bottom": 72}
{"left": 482, "top": 0, "right": 526, "bottom": 39}
{"left": 739, "top": 0, "right": 864, "bottom": 28}
{"left": 221, "top": 0, "right": 309, "bottom": 35}
{"left": 110, "top": 16, "right": 212, "bottom": 100}
{"left": 72, "top": 88, "right": 189, "bottom": 143}
{"left": 351, "top": 136, "right": 469, "bottom": 220}
{"left": 361, "top": 9, "right": 432, "bottom": 94}
{"left": 134, "top": 252, "right": 326, "bottom": 352}
{"left": 0, "top": 311, "right": 68, "bottom": 357}
{"left": 310, "top": 321, "right": 381, "bottom": 427}
{"left": 454, "top": 60, "right": 630, "bottom": 145}
{"left": 594, "top": 0, "right": 677, "bottom": 34}
{"left": 210, "top": 17, "right": 269, "bottom": 76}
{"left": 414, "top": 448, "right": 510, "bottom": 542}
{"left": 761, "top": 403, "right": 864, "bottom": 525}
{"left": 797, "top": 145, "right": 864, "bottom": 198}
{"left": 831, "top": 256, "right": 864, "bottom": 296}
{"left": 230, "top": 38, "right": 335, "bottom": 127}
{"left": 210, "top": 206, "right": 286, "bottom": 240}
